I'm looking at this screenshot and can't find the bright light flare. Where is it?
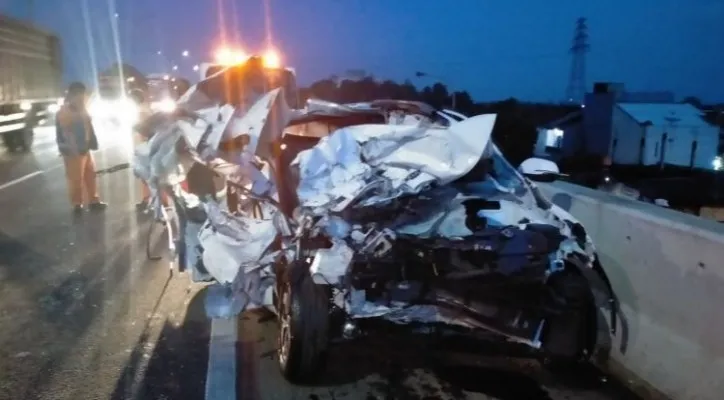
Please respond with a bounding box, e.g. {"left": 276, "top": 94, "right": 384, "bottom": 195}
{"left": 151, "top": 98, "right": 177, "bottom": 113}
{"left": 215, "top": 48, "right": 233, "bottom": 64}
{"left": 262, "top": 49, "right": 281, "bottom": 68}
{"left": 713, "top": 156, "right": 723, "bottom": 171}
{"left": 214, "top": 47, "right": 248, "bottom": 65}
{"left": 88, "top": 97, "right": 139, "bottom": 124}
{"left": 88, "top": 98, "right": 109, "bottom": 118}
{"left": 119, "top": 97, "right": 140, "bottom": 124}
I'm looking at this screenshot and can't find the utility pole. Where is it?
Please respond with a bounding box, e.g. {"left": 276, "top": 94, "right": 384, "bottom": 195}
{"left": 565, "top": 17, "right": 590, "bottom": 104}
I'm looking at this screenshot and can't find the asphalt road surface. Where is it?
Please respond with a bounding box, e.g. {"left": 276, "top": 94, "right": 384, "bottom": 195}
{"left": 0, "top": 125, "right": 643, "bottom": 400}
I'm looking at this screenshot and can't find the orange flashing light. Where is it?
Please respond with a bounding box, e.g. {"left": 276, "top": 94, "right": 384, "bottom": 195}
{"left": 214, "top": 47, "right": 248, "bottom": 66}
{"left": 213, "top": 46, "right": 283, "bottom": 68}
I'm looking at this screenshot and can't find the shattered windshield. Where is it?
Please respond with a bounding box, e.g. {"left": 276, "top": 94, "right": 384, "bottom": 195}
{"left": 459, "top": 142, "right": 530, "bottom": 200}
{"left": 490, "top": 145, "right": 529, "bottom": 195}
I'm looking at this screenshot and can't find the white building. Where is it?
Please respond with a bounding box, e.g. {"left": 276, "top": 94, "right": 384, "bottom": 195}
{"left": 533, "top": 111, "right": 582, "bottom": 161}
{"left": 535, "top": 83, "right": 720, "bottom": 171}
{"left": 611, "top": 103, "right": 719, "bottom": 169}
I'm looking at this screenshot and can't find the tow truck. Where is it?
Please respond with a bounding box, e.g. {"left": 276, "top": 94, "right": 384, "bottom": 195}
{"left": 198, "top": 47, "right": 300, "bottom": 109}
{"left": 182, "top": 47, "right": 301, "bottom": 210}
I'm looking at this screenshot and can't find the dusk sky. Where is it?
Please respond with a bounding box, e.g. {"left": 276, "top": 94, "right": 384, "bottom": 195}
{"left": 3, "top": 0, "right": 723, "bottom": 103}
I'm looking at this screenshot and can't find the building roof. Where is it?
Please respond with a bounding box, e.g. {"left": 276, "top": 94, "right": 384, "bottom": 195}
{"left": 702, "top": 109, "right": 724, "bottom": 128}
{"left": 540, "top": 110, "right": 582, "bottom": 129}
{"left": 617, "top": 103, "right": 711, "bottom": 128}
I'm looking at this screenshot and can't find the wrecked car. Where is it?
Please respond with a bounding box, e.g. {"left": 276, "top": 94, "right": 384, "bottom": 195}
{"left": 133, "top": 60, "right": 615, "bottom": 384}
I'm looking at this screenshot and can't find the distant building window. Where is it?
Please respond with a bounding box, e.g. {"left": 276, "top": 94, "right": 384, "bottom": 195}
{"left": 545, "top": 128, "right": 564, "bottom": 148}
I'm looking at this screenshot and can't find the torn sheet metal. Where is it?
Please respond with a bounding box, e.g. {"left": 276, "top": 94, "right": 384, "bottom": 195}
{"left": 339, "top": 287, "right": 478, "bottom": 330}
{"left": 206, "top": 154, "right": 274, "bottom": 198}
{"left": 393, "top": 192, "right": 475, "bottom": 239}
{"left": 293, "top": 114, "right": 497, "bottom": 213}
{"left": 309, "top": 240, "right": 354, "bottom": 285}
{"left": 133, "top": 124, "right": 188, "bottom": 194}
{"left": 198, "top": 201, "right": 277, "bottom": 284}
{"left": 185, "top": 220, "right": 212, "bottom": 282}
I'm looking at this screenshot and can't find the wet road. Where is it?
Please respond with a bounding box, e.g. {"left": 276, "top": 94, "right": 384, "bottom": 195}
{"left": 0, "top": 126, "right": 643, "bottom": 400}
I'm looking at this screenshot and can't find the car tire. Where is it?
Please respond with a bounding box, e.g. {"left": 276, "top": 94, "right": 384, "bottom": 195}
{"left": 276, "top": 260, "right": 330, "bottom": 384}
{"left": 2, "top": 133, "right": 17, "bottom": 152}
{"left": 541, "top": 269, "right": 596, "bottom": 370}
{"left": 17, "top": 127, "right": 34, "bottom": 153}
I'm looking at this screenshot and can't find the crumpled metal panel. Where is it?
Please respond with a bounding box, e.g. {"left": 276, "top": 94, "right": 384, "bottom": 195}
{"left": 198, "top": 201, "right": 277, "bottom": 285}
{"left": 292, "top": 114, "right": 496, "bottom": 214}
{"left": 132, "top": 76, "right": 595, "bottom": 321}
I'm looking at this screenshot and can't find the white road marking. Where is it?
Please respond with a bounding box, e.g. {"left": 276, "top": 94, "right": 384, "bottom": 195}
{"left": 45, "top": 163, "right": 64, "bottom": 173}
{"left": 0, "top": 171, "right": 44, "bottom": 191}
{"left": 0, "top": 164, "right": 63, "bottom": 192}
{"left": 205, "top": 318, "right": 238, "bottom": 400}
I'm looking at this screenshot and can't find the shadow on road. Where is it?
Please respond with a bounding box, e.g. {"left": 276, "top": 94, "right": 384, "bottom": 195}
{"left": 260, "top": 319, "right": 642, "bottom": 400}
{"left": 110, "top": 287, "right": 209, "bottom": 400}
{"left": 307, "top": 329, "right": 555, "bottom": 399}
{"left": 0, "top": 212, "right": 164, "bottom": 399}
{"left": 0, "top": 230, "right": 56, "bottom": 287}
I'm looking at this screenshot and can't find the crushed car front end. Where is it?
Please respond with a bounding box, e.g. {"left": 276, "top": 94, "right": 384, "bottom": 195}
{"left": 132, "top": 66, "right": 611, "bottom": 385}
{"left": 266, "top": 109, "right": 600, "bottom": 382}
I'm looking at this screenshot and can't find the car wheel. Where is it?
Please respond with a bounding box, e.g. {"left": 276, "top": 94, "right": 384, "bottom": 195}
{"left": 277, "top": 260, "right": 330, "bottom": 384}
{"left": 2, "top": 133, "right": 17, "bottom": 152}
{"left": 541, "top": 269, "right": 596, "bottom": 370}
{"left": 17, "top": 127, "right": 34, "bottom": 152}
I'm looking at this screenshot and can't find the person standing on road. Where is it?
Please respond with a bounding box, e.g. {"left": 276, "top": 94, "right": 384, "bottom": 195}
{"left": 56, "top": 82, "right": 107, "bottom": 213}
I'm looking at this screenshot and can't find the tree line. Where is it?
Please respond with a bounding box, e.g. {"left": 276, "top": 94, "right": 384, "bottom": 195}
{"left": 299, "top": 76, "right": 578, "bottom": 164}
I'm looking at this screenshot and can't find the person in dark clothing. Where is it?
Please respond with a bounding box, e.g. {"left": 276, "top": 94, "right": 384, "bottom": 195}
{"left": 56, "top": 82, "right": 107, "bottom": 213}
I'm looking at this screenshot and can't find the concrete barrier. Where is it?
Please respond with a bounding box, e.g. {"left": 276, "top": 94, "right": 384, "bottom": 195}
{"left": 539, "top": 181, "right": 724, "bottom": 400}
